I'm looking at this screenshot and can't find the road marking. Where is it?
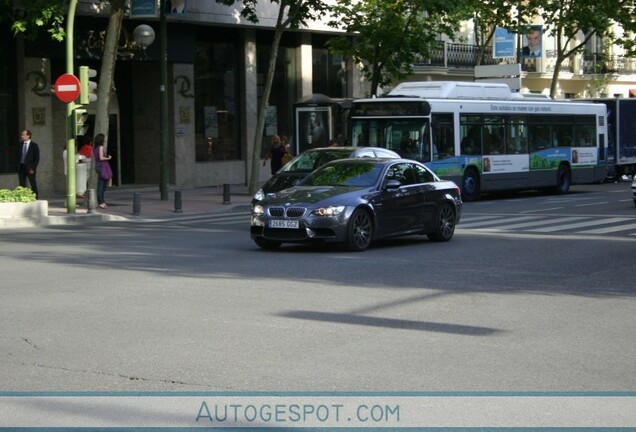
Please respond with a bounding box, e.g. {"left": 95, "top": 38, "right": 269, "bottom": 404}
{"left": 520, "top": 207, "right": 563, "bottom": 213}
{"left": 458, "top": 215, "right": 539, "bottom": 228}
{"left": 528, "top": 217, "right": 633, "bottom": 232}
{"left": 578, "top": 222, "right": 636, "bottom": 234}
{"left": 575, "top": 201, "right": 609, "bottom": 207}
{"left": 488, "top": 216, "right": 585, "bottom": 230}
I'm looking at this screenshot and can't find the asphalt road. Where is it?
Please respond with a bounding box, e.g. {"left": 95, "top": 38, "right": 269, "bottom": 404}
{"left": 1, "top": 180, "right": 635, "bottom": 392}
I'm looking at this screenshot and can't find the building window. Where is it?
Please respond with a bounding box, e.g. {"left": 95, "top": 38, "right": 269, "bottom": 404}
{"left": 194, "top": 39, "right": 240, "bottom": 162}
{"left": 312, "top": 47, "right": 346, "bottom": 98}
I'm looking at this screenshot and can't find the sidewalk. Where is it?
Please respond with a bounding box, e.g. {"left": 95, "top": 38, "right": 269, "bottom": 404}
{"left": 9, "top": 184, "right": 253, "bottom": 228}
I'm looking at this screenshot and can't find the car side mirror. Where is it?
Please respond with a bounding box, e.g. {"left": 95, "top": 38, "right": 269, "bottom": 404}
{"left": 385, "top": 179, "right": 401, "bottom": 190}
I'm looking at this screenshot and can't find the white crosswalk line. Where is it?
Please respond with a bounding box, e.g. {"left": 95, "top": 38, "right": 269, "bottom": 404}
{"left": 489, "top": 216, "right": 586, "bottom": 230}
{"left": 459, "top": 215, "right": 539, "bottom": 228}
{"left": 578, "top": 222, "right": 636, "bottom": 234}
{"left": 528, "top": 217, "right": 633, "bottom": 232}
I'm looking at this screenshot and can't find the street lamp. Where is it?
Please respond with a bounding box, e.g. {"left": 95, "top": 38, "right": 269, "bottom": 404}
{"left": 133, "top": 22, "right": 167, "bottom": 200}
{"left": 133, "top": 24, "right": 155, "bottom": 51}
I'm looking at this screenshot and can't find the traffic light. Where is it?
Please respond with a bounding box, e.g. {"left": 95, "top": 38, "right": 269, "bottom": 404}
{"left": 79, "top": 66, "right": 97, "bottom": 105}
{"left": 74, "top": 108, "right": 88, "bottom": 137}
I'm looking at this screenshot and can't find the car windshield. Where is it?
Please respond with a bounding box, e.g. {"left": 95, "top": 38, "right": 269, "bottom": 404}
{"left": 282, "top": 150, "right": 353, "bottom": 173}
{"left": 301, "top": 161, "right": 384, "bottom": 187}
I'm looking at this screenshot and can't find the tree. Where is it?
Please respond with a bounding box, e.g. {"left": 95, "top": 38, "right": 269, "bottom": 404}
{"left": 87, "top": 0, "right": 126, "bottom": 190}
{"left": 327, "top": 0, "right": 467, "bottom": 96}
{"left": 527, "top": 0, "right": 636, "bottom": 97}
{"left": 215, "top": 0, "right": 328, "bottom": 195}
{"left": 1, "top": 0, "right": 65, "bottom": 41}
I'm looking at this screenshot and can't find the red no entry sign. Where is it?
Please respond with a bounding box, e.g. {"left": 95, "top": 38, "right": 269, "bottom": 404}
{"left": 54, "top": 74, "right": 81, "bottom": 103}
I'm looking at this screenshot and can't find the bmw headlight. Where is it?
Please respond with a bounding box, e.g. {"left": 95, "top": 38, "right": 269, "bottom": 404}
{"left": 253, "top": 188, "right": 265, "bottom": 202}
{"left": 312, "top": 205, "right": 345, "bottom": 217}
{"left": 252, "top": 204, "right": 265, "bottom": 216}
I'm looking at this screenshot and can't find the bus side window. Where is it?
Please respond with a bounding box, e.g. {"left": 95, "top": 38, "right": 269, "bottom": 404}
{"left": 508, "top": 120, "right": 527, "bottom": 154}
{"left": 529, "top": 126, "right": 549, "bottom": 152}
{"left": 461, "top": 126, "right": 480, "bottom": 155}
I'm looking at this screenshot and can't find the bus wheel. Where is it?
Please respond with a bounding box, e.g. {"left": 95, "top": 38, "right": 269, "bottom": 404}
{"left": 555, "top": 164, "right": 571, "bottom": 194}
{"left": 461, "top": 168, "right": 480, "bottom": 201}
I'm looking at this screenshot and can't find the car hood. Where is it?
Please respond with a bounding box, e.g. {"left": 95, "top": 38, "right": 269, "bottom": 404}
{"left": 262, "top": 172, "right": 308, "bottom": 194}
{"left": 263, "top": 185, "right": 368, "bottom": 206}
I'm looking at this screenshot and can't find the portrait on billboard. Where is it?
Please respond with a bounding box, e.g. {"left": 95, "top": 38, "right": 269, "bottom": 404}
{"left": 521, "top": 26, "right": 542, "bottom": 58}
{"left": 296, "top": 107, "right": 331, "bottom": 152}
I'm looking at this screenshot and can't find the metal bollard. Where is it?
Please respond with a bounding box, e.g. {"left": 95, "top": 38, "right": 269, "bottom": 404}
{"left": 223, "top": 183, "right": 231, "bottom": 205}
{"left": 132, "top": 192, "right": 141, "bottom": 216}
{"left": 87, "top": 189, "right": 97, "bottom": 214}
{"left": 174, "top": 190, "right": 183, "bottom": 213}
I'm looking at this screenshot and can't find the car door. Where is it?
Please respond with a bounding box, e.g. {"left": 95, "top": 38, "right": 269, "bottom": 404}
{"left": 413, "top": 163, "right": 440, "bottom": 226}
{"left": 374, "top": 162, "right": 426, "bottom": 236}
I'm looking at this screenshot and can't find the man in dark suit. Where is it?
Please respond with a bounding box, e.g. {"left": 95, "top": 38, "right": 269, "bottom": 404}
{"left": 17, "top": 129, "right": 40, "bottom": 198}
{"left": 522, "top": 27, "right": 542, "bottom": 57}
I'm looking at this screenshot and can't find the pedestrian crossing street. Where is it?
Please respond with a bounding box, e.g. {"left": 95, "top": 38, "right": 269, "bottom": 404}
{"left": 145, "top": 208, "right": 636, "bottom": 238}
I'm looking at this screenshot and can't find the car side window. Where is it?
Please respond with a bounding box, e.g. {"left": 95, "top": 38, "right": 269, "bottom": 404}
{"left": 414, "top": 164, "right": 435, "bottom": 183}
{"left": 385, "top": 162, "right": 416, "bottom": 186}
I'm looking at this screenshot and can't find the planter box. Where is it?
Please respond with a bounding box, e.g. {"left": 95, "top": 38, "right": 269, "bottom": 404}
{"left": 0, "top": 200, "right": 48, "bottom": 228}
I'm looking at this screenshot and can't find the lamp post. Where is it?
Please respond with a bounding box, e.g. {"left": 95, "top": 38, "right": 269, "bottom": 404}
{"left": 133, "top": 22, "right": 166, "bottom": 199}
{"left": 65, "top": 0, "right": 78, "bottom": 213}
{"left": 159, "top": 0, "right": 169, "bottom": 200}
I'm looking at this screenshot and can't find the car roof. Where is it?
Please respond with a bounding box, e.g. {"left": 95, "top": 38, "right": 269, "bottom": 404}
{"left": 305, "top": 146, "right": 400, "bottom": 157}
{"left": 324, "top": 157, "right": 417, "bottom": 166}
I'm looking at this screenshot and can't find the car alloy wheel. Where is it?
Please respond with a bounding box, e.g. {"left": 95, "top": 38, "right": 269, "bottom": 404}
{"left": 347, "top": 209, "right": 373, "bottom": 251}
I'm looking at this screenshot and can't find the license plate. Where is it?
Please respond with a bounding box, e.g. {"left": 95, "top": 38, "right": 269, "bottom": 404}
{"left": 269, "top": 219, "right": 299, "bottom": 229}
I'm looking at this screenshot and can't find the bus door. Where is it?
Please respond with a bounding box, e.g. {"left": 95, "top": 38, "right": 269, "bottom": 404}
{"left": 430, "top": 113, "right": 462, "bottom": 178}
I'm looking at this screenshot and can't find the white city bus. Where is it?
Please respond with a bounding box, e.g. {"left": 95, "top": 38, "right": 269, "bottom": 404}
{"left": 350, "top": 81, "right": 608, "bottom": 200}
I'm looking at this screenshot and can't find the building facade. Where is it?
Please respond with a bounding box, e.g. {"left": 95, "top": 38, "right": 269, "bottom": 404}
{"left": 1, "top": 3, "right": 634, "bottom": 197}
{"left": 0, "top": 0, "right": 362, "bottom": 196}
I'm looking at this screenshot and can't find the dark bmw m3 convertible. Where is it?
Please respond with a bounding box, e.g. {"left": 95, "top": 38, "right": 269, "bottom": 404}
{"left": 250, "top": 158, "right": 463, "bottom": 251}
{"left": 252, "top": 146, "right": 400, "bottom": 204}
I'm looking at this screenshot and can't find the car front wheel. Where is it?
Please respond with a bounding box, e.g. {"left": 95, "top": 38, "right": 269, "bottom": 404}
{"left": 427, "top": 203, "right": 456, "bottom": 242}
{"left": 346, "top": 209, "right": 373, "bottom": 251}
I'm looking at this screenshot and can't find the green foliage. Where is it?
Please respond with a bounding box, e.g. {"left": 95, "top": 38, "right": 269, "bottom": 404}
{"left": 0, "top": 187, "right": 37, "bottom": 203}
{"left": 2, "top": 0, "right": 66, "bottom": 41}
{"left": 327, "top": 0, "right": 467, "bottom": 95}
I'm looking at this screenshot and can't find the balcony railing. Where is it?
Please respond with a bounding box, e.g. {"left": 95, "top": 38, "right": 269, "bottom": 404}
{"left": 414, "top": 40, "right": 635, "bottom": 76}
{"left": 414, "top": 41, "right": 503, "bottom": 68}
{"left": 580, "top": 53, "right": 636, "bottom": 75}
